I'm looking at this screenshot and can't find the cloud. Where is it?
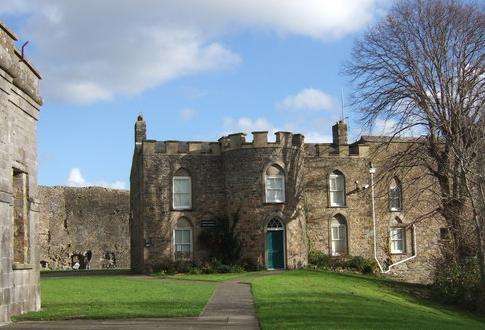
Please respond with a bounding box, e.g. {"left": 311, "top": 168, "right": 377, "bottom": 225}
{"left": 180, "top": 108, "right": 197, "bottom": 121}
{"left": 222, "top": 117, "right": 277, "bottom": 136}
{"left": 1, "top": 0, "right": 382, "bottom": 105}
{"left": 277, "top": 88, "right": 335, "bottom": 112}
{"left": 303, "top": 131, "right": 332, "bottom": 143}
{"left": 67, "top": 168, "right": 126, "bottom": 189}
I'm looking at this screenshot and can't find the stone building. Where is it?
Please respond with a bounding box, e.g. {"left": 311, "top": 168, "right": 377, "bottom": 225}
{"left": 0, "top": 22, "right": 42, "bottom": 322}
{"left": 130, "top": 114, "right": 445, "bottom": 284}
{"left": 38, "top": 186, "right": 130, "bottom": 271}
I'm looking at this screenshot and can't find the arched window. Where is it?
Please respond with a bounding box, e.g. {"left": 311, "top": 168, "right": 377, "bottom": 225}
{"left": 389, "top": 177, "right": 402, "bottom": 211}
{"left": 173, "top": 168, "right": 191, "bottom": 210}
{"left": 329, "top": 170, "right": 346, "bottom": 207}
{"left": 265, "top": 164, "right": 285, "bottom": 203}
{"left": 331, "top": 215, "right": 348, "bottom": 256}
{"left": 267, "top": 218, "right": 284, "bottom": 230}
{"left": 174, "top": 217, "right": 192, "bottom": 260}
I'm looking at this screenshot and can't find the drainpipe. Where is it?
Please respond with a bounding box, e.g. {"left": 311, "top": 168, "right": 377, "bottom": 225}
{"left": 370, "top": 166, "right": 385, "bottom": 273}
{"left": 369, "top": 165, "right": 417, "bottom": 274}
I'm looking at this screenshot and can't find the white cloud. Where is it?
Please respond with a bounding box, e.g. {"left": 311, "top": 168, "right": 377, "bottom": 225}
{"left": 303, "top": 131, "right": 332, "bottom": 143}
{"left": 372, "top": 119, "right": 397, "bottom": 135}
{"left": 67, "top": 168, "right": 126, "bottom": 189}
{"left": 1, "top": 0, "right": 383, "bottom": 105}
{"left": 277, "top": 88, "right": 335, "bottom": 112}
{"left": 180, "top": 108, "right": 197, "bottom": 121}
{"left": 222, "top": 117, "right": 277, "bottom": 136}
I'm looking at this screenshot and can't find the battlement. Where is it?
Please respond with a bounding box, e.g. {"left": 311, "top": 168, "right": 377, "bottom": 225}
{"left": 136, "top": 116, "right": 373, "bottom": 157}
{"left": 0, "top": 21, "right": 42, "bottom": 105}
{"left": 143, "top": 131, "right": 306, "bottom": 155}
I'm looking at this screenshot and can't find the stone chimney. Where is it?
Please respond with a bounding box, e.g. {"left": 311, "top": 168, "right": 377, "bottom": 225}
{"left": 332, "top": 120, "right": 348, "bottom": 146}
{"left": 135, "top": 115, "right": 146, "bottom": 145}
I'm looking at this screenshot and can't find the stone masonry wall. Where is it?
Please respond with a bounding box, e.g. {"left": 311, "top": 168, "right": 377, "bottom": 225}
{"left": 0, "top": 22, "right": 42, "bottom": 323}
{"left": 38, "top": 186, "right": 130, "bottom": 270}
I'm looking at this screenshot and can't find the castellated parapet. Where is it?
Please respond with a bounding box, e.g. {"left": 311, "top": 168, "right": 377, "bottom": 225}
{"left": 130, "top": 115, "right": 445, "bottom": 284}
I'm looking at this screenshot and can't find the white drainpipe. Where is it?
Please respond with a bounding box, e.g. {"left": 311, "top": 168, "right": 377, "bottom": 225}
{"left": 370, "top": 166, "right": 417, "bottom": 274}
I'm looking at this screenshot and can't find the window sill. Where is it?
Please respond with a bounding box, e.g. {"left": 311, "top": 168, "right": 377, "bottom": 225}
{"left": 172, "top": 208, "right": 193, "bottom": 211}
{"left": 390, "top": 252, "right": 406, "bottom": 256}
{"left": 264, "top": 201, "right": 286, "bottom": 205}
{"left": 329, "top": 205, "right": 348, "bottom": 208}
{"left": 12, "top": 263, "right": 33, "bottom": 270}
{"left": 389, "top": 209, "right": 402, "bottom": 212}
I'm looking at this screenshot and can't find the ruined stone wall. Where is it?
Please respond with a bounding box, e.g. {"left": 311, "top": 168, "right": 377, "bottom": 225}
{"left": 38, "top": 186, "right": 130, "bottom": 270}
{"left": 0, "top": 22, "right": 42, "bottom": 323}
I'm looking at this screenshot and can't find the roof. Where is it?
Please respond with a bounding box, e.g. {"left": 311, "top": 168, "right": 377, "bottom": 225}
{"left": 358, "top": 135, "right": 425, "bottom": 144}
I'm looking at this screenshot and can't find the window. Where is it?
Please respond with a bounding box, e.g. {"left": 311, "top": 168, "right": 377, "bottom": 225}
{"left": 174, "top": 218, "right": 192, "bottom": 260}
{"left": 439, "top": 228, "right": 449, "bottom": 240}
{"left": 331, "top": 215, "right": 347, "bottom": 256}
{"left": 265, "top": 165, "right": 285, "bottom": 203}
{"left": 329, "top": 171, "right": 345, "bottom": 207}
{"left": 390, "top": 227, "right": 405, "bottom": 253}
{"left": 173, "top": 169, "right": 191, "bottom": 209}
{"left": 13, "top": 169, "right": 29, "bottom": 264}
{"left": 389, "top": 177, "right": 402, "bottom": 211}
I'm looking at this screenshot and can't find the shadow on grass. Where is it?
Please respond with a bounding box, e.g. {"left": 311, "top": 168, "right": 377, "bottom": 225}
{"left": 251, "top": 270, "right": 485, "bottom": 330}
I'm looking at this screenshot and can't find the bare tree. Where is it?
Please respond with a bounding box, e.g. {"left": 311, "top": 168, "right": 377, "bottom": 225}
{"left": 345, "top": 0, "right": 484, "bottom": 308}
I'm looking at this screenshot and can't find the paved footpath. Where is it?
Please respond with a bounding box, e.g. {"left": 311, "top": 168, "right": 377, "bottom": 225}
{"left": 5, "top": 281, "right": 259, "bottom": 330}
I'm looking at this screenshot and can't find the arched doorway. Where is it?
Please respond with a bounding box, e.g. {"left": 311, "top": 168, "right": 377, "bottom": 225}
{"left": 265, "top": 218, "right": 285, "bottom": 269}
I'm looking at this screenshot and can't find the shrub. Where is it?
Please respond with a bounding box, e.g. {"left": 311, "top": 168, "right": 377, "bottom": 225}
{"left": 198, "top": 212, "right": 242, "bottom": 265}
{"left": 308, "top": 251, "right": 330, "bottom": 268}
{"left": 433, "top": 254, "right": 480, "bottom": 310}
{"left": 361, "top": 258, "right": 378, "bottom": 274}
{"left": 230, "top": 264, "right": 245, "bottom": 273}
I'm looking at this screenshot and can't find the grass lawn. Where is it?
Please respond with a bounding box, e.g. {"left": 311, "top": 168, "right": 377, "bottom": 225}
{"left": 13, "top": 275, "right": 215, "bottom": 321}
{"left": 168, "top": 271, "right": 263, "bottom": 282}
{"left": 249, "top": 270, "right": 485, "bottom": 329}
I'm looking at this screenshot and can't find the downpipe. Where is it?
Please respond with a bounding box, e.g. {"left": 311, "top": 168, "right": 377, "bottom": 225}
{"left": 369, "top": 166, "right": 417, "bottom": 274}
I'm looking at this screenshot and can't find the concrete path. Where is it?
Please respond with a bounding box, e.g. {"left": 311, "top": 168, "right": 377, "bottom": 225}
{"left": 6, "top": 281, "right": 260, "bottom": 330}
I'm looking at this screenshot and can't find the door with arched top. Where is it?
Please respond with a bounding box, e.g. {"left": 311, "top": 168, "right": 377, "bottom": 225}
{"left": 265, "top": 218, "right": 285, "bottom": 269}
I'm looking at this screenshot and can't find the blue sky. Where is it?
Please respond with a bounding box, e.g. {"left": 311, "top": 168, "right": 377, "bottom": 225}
{"left": 1, "top": 1, "right": 391, "bottom": 189}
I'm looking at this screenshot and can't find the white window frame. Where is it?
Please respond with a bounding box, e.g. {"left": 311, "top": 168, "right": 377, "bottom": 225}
{"left": 390, "top": 227, "right": 405, "bottom": 254}
{"left": 331, "top": 219, "right": 347, "bottom": 256}
{"left": 173, "top": 227, "right": 193, "bottom": 260}
{"left": 329, "top": 172, "right": 345, "bottom": 207}
{"left": 265, "top": 174, "right": 285, "bottom": 203}
{"left": 172, "top": 176, "right": 192, "bottom": 210}
{"left": 389, "top": 179, "right": 402, "bottom": 211}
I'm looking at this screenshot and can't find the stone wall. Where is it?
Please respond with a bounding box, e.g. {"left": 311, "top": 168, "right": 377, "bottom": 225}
{"left": 131, "top": 117, "right": 447, "bottom": 284}
{"left": 0, "top": 21, "right": 42, "bottom": 323}
{"left": 38, "top": 186, "right": 130, "bottom": 270}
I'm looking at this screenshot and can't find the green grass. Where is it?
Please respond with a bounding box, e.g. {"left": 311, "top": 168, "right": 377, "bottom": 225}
{"left": 168, "top": 271, "right": 263, "bottom": 282}
{"left": 248, "top": 270, "right": 485, "bottom": 329}
{"left": 13, "top": 275, "right": 215, "bottom": 321}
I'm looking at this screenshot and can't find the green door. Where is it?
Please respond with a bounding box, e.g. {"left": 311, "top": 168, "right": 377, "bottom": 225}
{"left": 266, "top": 230, "right": 284, "bottom": 269}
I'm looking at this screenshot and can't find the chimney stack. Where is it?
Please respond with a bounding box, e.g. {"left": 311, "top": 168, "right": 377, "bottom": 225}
{"left": 332, "top": 120, "right": 348, "bottom": 146}
{"left": 135, "top": 115, "right": 146, "bottom": 145}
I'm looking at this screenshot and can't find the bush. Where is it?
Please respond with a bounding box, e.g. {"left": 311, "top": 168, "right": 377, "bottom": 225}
{"left": 433, "top": 254, "right": 480, "bottom": 310}
{"left": 198, "top": 213, "right": 242, "bottom": 265}
{"left": 308, "top": 251, "right": 330, "bottom": 268}
{"left": 230, "top": 264, "right": 245, "bottom": 273}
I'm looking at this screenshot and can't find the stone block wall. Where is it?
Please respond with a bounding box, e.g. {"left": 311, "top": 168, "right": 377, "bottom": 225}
{"left": 38, "top": 186, "right": 130, "bottom": 270}
{"left": 131, "top": 117, "right": 447, "bottom": 284}
{"left": 0, "top": 22, "right": 42, "bottom": 323}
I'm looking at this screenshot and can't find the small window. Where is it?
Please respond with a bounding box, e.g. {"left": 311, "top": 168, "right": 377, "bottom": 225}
{"left": 173, "top": 169, "right": 191, "bottom": 210}
{"left": 390, "top": 227, "right": 405, "bottom": 253}
{"left": 265, "top": 165, "right": 285, "bottom": 203}
{"left": 389, "top": 177, "right": 402, "bottom": 211}
{"left": 329, "top": 171, "right": 346, "bottom": 207}
{"left": 331, "top": 215, "right": 347, "bottom": 256}
{"left": 174, "top": 218, "right": 192, "bottom": 260}
{"left": 439, "top": 228, "right": 449, "bottom": 240}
